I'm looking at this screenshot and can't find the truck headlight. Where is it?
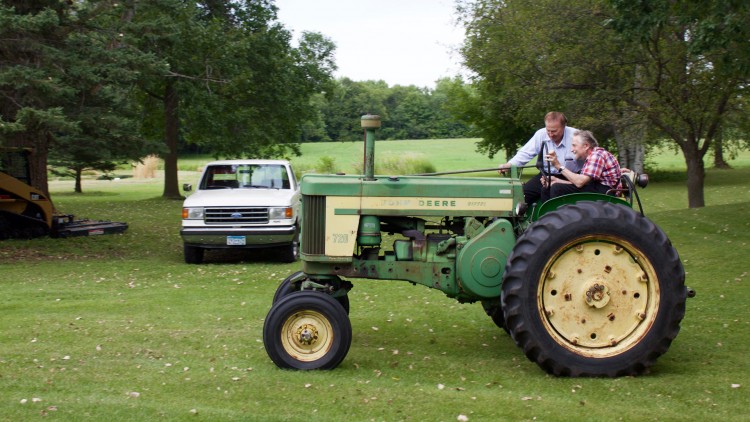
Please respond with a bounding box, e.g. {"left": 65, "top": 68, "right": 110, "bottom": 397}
{"left": 182, "top": 207, "right": 204, "bottom": 220}
{"left": 269, "top": 207, "right": 293, "bottom": 220}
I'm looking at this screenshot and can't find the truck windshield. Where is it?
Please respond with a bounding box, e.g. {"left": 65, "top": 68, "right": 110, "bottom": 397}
{"left": 201, "top": 164, "right": 291, "bottom": 190}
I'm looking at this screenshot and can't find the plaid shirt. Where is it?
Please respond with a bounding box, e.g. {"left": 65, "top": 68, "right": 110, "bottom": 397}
{"left": 581, "top": 147, "right": 621, "bottom": 188}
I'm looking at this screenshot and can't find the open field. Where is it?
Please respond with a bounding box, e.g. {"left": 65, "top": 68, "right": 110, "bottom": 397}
{"left": 2, "top": 140, "right": 749, "bottom": 420}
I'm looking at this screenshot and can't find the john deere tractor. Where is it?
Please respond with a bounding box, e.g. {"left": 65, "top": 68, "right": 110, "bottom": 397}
{"left": 263, "top": 115, "right": 690, "bottom": 377}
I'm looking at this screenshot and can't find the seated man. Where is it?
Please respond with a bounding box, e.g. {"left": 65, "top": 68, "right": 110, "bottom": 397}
{"left": 543, "top": 130, "right": 621, "bottom": 201}
{"left": 498, "top": 112, "right": 583, "bottom": 205}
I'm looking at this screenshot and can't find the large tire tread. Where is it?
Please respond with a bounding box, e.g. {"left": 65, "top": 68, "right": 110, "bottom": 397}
{"left": 502, "top": 201, "right": 686, "bottom": 377}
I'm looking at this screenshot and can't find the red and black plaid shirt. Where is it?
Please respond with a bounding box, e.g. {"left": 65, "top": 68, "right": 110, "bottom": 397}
{"left": 581, "top": 147, "right": 621, "bottom": 188}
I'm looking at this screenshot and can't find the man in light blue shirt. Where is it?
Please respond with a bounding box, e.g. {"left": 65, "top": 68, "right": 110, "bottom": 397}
{"left": 498, "top": 112, "right": 584, "bottom": 205}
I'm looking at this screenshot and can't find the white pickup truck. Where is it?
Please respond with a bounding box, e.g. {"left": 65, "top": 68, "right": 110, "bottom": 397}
{"left": 180, "top": 160, "right": 300, "bottom": 264}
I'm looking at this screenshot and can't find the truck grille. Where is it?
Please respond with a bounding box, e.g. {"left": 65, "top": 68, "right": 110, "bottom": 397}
{"left": 204, "top": 207, "right": 268, "bottom": 224}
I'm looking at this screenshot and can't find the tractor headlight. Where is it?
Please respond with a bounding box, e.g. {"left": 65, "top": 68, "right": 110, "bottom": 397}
{"left": 182, "top": 207, "right": 204, "bottom": 220}
{"left": 269, "top": 207, "right": 293, "bottom": 220}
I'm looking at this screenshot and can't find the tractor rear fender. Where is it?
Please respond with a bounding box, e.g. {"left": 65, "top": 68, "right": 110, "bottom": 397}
{"left": 533, "top": 193, "right": 630, "bottom": 221}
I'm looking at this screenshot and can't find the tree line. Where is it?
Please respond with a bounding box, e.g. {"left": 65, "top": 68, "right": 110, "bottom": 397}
{"left": 2, "top": 0, "right": 749, "bottom": 208}
{"left": 296, "top": 78, "right": 472, "bottom": 144}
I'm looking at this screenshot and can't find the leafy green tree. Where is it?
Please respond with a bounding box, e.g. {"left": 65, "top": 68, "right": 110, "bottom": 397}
{"left": 430, "top": 78, "right": 473, "bottom": 139}
{"left": 382, "top": 85, "right": 434, "bottom": 140}
{"left": 321, "top": 78, "right": 389, "bottom": 142}
{"left": 458, "top": 0, "right": 634, "bottom": 162}
{"left": 124, "top": 1, "right": 336, "bottom": 198}
{"left": 0, "top": 1, "right": 154, "bottom": 195}
{"left": 299, "top": 93, "right": 331, "bottom": 143}
{"left": 458, "top": 0, "right": 750, "bottom": 208}
{"left": 606, "top": 0, "right": 750, "bottom": 207}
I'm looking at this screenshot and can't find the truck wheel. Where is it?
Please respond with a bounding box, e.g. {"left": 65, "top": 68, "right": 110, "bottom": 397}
{"left": 279, "top": 231, "right": 300, "bottom": 263}
{"left": 502, "top": 201, "right": 686, "bottom": 377}
{"left": 183, "top": 244, "right": 204, "bottom": 264}
{"left": 273, "top": 272, "right": 350, "bottom": 314}
{"left": 263, "top": 291, "right": 352, "bottom": 370}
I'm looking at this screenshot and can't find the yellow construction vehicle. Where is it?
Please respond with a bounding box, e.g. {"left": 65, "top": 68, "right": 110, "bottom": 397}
{"left": 0, "top": 147, "right": 128, "bottom": 239}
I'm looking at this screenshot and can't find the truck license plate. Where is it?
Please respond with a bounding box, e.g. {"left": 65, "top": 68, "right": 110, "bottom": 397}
{"left": 227, "top": 236, "right": 246, "bottom": 246}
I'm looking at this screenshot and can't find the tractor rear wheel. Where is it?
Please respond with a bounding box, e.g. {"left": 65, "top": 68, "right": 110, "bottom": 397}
{"left": 263, "top": 291, "right": 352, "bottom": 370}
{"left": 502, "top": 201, "right": 686, "bottom": 377}
{"left": 487, "top": 306, "right": 509, "bottom": 334}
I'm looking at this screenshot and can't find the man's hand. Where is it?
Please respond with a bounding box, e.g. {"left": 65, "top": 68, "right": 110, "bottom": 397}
{"left": 498, "top": 163, "right": 511, "bottom": 175}
{"left": 545, "top": 151, "right": 561, "bottom": 169}
{"left": 542, "top": 175, "right": 572, "bottom": 188}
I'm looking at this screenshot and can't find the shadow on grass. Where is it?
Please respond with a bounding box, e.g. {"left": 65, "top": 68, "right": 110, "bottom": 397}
{"left": 53, "top": 190, "right": 120, "bottom": 197}
{"left": 199, "top": 247, "right": 293, "bottom": 264}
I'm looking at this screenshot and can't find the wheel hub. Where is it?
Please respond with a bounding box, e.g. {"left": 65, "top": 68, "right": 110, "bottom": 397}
{"left": 585, "top": 282, "right": 610, "bottom": 308}
{"left": 297, "top": 324, "right": 318, "bottom": 345}
{"left": 281, "top": 310, "right": 333, "bottom": 362}
{"left": 538, "top": 240, "right": 658, "bottom": 356}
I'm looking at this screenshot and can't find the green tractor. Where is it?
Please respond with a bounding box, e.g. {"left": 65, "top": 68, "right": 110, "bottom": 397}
{"left": 263, "top": 115, "right": 691, "bottom": 377}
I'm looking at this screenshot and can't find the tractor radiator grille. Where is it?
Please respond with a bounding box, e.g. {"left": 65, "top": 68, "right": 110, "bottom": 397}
{"left": 205, "top": 207, "right": 268, "bottom": 224}
{"left": 302, "top": 195, "right": 325, "bottom": 254}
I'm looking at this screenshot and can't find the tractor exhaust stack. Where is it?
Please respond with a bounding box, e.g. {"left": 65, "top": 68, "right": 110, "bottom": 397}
{"left": 361, "top": 114, "right": 381, "bottom": 181}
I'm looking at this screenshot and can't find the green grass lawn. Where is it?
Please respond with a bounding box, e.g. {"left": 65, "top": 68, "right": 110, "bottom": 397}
{"left": 2, "top": 140, "right": 749, "bottom": 420}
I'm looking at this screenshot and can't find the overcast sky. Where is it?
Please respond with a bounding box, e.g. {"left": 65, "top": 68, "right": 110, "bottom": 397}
{"left": 274, "top": 0, "right": 466, "bottom": 88}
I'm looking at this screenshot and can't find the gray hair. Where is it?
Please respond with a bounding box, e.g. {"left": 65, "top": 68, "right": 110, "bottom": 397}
{"left": 573, "top": 130, "right": 599, "bottom": 148}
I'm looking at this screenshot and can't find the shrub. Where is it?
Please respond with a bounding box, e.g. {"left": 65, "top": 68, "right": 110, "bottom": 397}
{"left": 353, "top": 153, "right": 436, "bottom": 175}
{"left": 315, "top": 156, "right": 338, "bottom": 174}
{"left": 133, "top": 155, "right": 160, "bottom": 179}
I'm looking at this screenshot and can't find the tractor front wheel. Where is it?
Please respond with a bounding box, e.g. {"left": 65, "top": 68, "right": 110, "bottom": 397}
{"left": 272, "top": 273, "right": 350, "bottom": 314}
{"left": 263, "top": 291, "right": 352, "bottom": 370}
{"left": 502, "top": 201, "right": 686, "bottom": 377}
{"left": 272, "top": 271, "right": 305, "bottom": 304}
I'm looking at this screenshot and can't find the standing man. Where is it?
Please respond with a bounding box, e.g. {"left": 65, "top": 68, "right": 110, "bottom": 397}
{"left": 544, "top": 130, "right": 622, "bottom": 200}
{"left": 498, "top": 112, "right": 583, "bottom": 205}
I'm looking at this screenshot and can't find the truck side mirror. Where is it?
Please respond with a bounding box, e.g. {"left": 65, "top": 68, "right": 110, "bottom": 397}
{"left": 183, "top": 183, "right": 192, "bottom": 192}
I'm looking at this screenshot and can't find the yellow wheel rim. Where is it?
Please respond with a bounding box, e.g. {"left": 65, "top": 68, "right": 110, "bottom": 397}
{"left": 281, "top": 310, "right": 334, "bottom": 362}
{"left": 538, "top": 237, "right": 660, "bottom": 358}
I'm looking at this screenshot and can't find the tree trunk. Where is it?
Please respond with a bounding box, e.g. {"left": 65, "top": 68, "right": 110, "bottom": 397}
{"left": 162, "top": 80, "right": 182, "bottom": 199}
{"left": 681, "top": 141, "right": 705, "bottom": 209}
{"left": 612, "top": 111, "right": 646, "bottom": 173}
{"left": 712, "top": 131, "right": 731, "bottom": 169}
{"left": 74, "top": 168, "right": 82, "bottom": 193}
{"left": 616, "top": 135, "right": 645, "bottom": 173}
